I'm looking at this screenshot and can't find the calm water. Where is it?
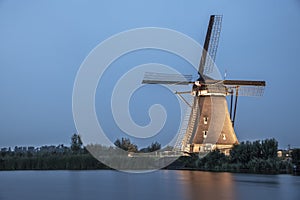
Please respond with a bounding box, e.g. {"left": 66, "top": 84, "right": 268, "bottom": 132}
{"left": 0, "top": 170, "right": 299, "bottom": 200}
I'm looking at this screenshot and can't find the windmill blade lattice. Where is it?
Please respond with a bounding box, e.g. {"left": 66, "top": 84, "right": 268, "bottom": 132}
{"left": 226, "top": 85, "right": 265, "bottom": 97}
{"left": 199, "top": 15, "right": 223, "bottom": 77}
{"left": 142, "top": 72, "right": 194, "bottom": 85}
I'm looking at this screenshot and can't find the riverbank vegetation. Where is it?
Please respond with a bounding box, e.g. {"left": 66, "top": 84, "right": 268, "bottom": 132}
{"left": 0, "top": 135, "right": 298, "bottom": 174}
{"left": 192, "top": 139, "right": 293, "bottom": 174}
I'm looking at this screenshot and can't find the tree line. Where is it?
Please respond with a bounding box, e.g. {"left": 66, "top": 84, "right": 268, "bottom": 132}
{"left": 0, "top": 134, "right": 107, "bottom": 170}
{"left": 0, "top": 134, "right": 162, "bottom": 170}
{"left": 183, "top": 138, "right": 296, "bottom": 174}
{"left": 1, "top": 135, "right": 299, "bottom": 174}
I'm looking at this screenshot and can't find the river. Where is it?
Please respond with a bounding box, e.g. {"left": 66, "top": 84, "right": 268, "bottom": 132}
{"left": 0, "top": 170, "right": 299, "bottom": 200}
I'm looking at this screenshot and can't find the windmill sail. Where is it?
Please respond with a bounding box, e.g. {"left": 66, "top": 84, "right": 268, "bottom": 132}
{"left": 142, "top": 72, "right": 193, "bottom": 85}
{"left": 181, "top": 97, "right": 200, "bottom": 151}
{"left": 221, "top": 80, "right": 266, "bottom": 96}
{"left": 173, "top": 95, "right": 197, "bottom": 151}
{"left": 202, "top": 79, "right": 266, "bottom": 96}
{"left": 141, "top": 15, "right": 266, "bottom": 156}
{"left": 199, "top": 15, "right": 222, "bottom": 77}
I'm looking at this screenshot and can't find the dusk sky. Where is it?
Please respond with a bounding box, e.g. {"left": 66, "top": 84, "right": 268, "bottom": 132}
{"left": 1, "top": 0, "right": 300, "bottom": 149}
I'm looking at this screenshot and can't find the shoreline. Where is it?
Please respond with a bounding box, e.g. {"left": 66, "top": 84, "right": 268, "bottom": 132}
{"left": 0, "top": 167, "right": 297, "bottom": 176}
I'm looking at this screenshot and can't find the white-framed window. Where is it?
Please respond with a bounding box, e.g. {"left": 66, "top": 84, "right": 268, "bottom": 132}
{"left": 203, "top": 131, "right": 208, "bottom": 138}
{"left": 203, "top": 117, "right": 208, "bottom": 124}
{"left": 222, "top": 134, "right": 226, "bottom": 140}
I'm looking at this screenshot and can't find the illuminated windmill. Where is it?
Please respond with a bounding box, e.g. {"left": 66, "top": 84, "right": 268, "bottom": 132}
{"left": 142, "top": 15, "right": 266, "bottom": 155}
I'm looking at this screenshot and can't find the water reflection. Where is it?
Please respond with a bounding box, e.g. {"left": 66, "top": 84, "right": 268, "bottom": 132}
{"left": 177, "top": 171, "right": 236, "bottom": 200}
{"left": 175, "top": 171, "right": 300, "bottom": 200}
{"left": 1, "top": 170, "right": 300, "bottom": 200}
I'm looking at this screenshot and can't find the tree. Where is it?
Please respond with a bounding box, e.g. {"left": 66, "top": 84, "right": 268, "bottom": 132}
{"left": 197, "top": 149, "right": 228, "bottom": 171}
{"left": 139, "top": 142, "right": 161, "bottom": 152}
{"left": 148, "top": 142, "right": 161, "bottom": 152}
{"left": 114, "top": 138, "right": 138, "bottom": 152}
{"left": 261, "top": 138, "right": 278, "bottom": 159}
{"left": 71, "top": 134, "right": 83, "bottom": 153}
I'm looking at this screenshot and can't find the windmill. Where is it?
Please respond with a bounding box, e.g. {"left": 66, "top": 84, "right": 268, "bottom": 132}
{"left": 142, "top": 15, "right": 266, "bottom": 155}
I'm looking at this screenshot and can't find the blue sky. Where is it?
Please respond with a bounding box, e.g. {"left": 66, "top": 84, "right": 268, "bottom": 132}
{"left": 0, "top": 0, "right": 300, "bottom": 148}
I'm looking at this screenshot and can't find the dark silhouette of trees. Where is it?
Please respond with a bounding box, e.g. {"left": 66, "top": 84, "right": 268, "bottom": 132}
{"left": 0, "top": 136, "right": 295, "bottom": 174}
{"left": 197, "top": 150, "right": 228, "bottom": 171}
{"left": 0, "top": 134, "right": 109, "bottom": 170}
{"left": 114, "top": 138, "right": 138, "bottom": 152}
{"left": 147, "top": 142, "right": 161, "bottom": 152}
{"left": 229, "top": 138, "right": 278, "bottom": 163}
{"left": 195, "top": 138, "right": 281, "bottom": 174}
{"left": 71, "top": 133, "right": 83, "bottom": 153}
{"left": 139, "top": 142, "right": 161, "bottom": 153}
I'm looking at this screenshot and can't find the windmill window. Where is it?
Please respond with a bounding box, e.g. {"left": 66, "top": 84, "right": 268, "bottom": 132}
{"left": 204, "top": 117, "right": 208, "bottom": 124}
{"left": 203, "top": 131, "right": 208, "bottom": 138}
{"left": 222, "top": 134, "right": 226, "bottom": 140}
